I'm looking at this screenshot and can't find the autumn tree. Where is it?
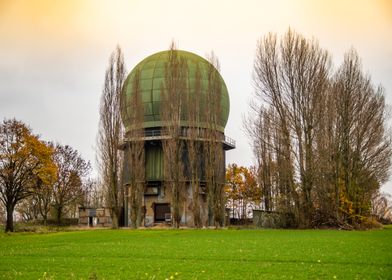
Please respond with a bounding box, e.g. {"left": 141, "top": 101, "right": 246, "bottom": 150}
{"left": 225, "top": 164, "right": 243, "bottom": 219}
{"left": 0, "top": 119, "right": 56, "bottom": 232}
{"left": 160, "top": 42, "right": 188, "bottom": 228}
{"left": 30, "top": 145, "right": 58, "bottom": 225}
{"left": 52, "top": 144, "right": 90, "bottom": 225}
{"left": 225, "top": 164, "right": 259, "bottom": 220}
{"left": 97, "top": 46, "right": 126, "bottom": 228}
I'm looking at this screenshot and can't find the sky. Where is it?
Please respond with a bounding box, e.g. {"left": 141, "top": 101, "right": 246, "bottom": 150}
{"left": 0, "top": 0, "right": 391, "bottom": 192}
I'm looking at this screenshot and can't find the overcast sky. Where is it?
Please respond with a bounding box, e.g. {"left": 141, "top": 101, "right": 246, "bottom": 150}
{"left": 0, "top": 0, "right": 391, "bottom": 192}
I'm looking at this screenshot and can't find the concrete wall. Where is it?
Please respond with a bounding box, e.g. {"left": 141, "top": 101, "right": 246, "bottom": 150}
{"left": 78, "top": 207, "right": 112, "bottom": 227}
{"left": 128, "top": 183, "right": 209, "bottom": 227}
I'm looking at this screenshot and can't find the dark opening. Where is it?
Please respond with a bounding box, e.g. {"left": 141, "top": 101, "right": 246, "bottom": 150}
{"left": 119, "top": 207, "right": 125, "bottom": 227}
{"left": 154, "top": 203, "right": 170, "bottom": 222}
{"left": 88, "top": 216, "right": 93, "bottom": 227}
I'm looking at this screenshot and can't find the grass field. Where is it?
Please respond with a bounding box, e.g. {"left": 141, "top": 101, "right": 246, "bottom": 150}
{"left": 0, "top": 227, "right": 391, "bottom": 279}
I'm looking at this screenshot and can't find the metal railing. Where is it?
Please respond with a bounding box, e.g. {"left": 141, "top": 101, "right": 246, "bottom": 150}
{"left": 144, "top": 130, "right": 162, "bottom": 138}
{"left": 124, "top": 128, "right": 236, "bottom": 148}
{"left": 224, "top": 135, "right": 236, "bottom": 148}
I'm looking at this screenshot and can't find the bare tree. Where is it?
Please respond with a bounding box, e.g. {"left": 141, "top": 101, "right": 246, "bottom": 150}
{"left": 248, "top": 29, "right": 391, "bottom": 228}
{"left": 160, "top": 42, "right": 188, "bottom": 228}
{"left": 332, "top": 50, "right": 392, "bottom": 223}
{"left": 16, "top": 195, "right": 40, "bottom": 221}
{"left": 97, "top": 46, "right": 126, "bottom": 229}
{"left": 312, "top": 85, "right": 339, "bottom": 225}
{"left": 35, "top": 176, "right": 55, "bottom": 225}
{"left": 245, "top": 104, "right": 298, "bottom": 223}
{"left": 52, "top": 144, "right": 90, "bottom": 225}
{"left": 121, "top": 67, "right": 145, "bottom": 228}
{"left": 251, "top": 29, "right": 331, "bottom": 227}
{"left": 204, "top": 51, "right": 225, "bottom": 227}
{"left": 186, "top": 64, "right": 203, "bottom": 227}
{"left": 82, "top": 178, "right": 105, "bottom": 208}
{"left": 245, "top": 106, "right": 274, "bottom": 211}
{"left": 372, "top": 192, "right": 392, "bottom": 223}
{"left": 0, "top": 202, "right": 6, "bottom": 224}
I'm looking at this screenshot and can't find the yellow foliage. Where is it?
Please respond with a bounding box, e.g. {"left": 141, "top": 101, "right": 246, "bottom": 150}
{"left": 226, "top": 164, "right": 260, "bottom": 202}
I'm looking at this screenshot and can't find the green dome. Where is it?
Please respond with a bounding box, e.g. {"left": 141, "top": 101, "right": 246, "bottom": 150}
{"left": 121, "top": 50, "right": 230, "bottom": 133}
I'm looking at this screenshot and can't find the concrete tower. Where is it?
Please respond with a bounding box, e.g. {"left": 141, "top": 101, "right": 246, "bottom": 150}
{"left": 121, "top": 50, "right": 235, "bottom": 227}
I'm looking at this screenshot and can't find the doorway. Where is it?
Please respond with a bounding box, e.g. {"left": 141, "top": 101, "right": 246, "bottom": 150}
{"left": 154, "top": 203, "right": 170, "bottom": 223}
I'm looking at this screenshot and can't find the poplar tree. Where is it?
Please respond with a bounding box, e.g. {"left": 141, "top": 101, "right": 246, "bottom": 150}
{"left": 97, "top": 46, "right": 126, "bottom": 229}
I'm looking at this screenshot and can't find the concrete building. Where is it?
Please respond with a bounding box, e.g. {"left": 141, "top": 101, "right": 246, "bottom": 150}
{"left": 120, "top": 50, "right": 234, "bottom": 227}
{"left": 78, "top": 207, "right": 112, "bottom": 227}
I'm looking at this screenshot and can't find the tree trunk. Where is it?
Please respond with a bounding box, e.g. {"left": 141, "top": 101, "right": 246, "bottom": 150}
{"left": 5, "top": 203, "right": 15, "bottom": 232}
{"left": 208, "top": 193, "right": 214, "bottom": 227}
{"left": 170, "top": 181, "right": 181, "bottom": 229}
{"left": 130, "top": 207, "right": 137, "bottom": 229}
{"left": 42, "top": 211, "right": 48, "bottom": 226}
{"left": 192, "top": 182, "right": 201, "bottom": 228}
{"left": 111, "top": 210, "right": 119, "bottom": 229}
{"left": 129, "top": 183, "right": 137, "bottom": 229}
{"left": 56, "top": 206, "right": 62, "bottom": 226}
{"left": 136, "top": 206, "right": 142, "bottom": 228}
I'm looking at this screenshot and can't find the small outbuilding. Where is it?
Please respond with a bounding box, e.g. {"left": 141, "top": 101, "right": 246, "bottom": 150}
{"left": 78, "top": 207, "right": 112, "bottom": 227}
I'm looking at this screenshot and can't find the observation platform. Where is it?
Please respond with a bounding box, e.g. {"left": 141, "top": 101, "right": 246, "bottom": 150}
{"left": 120, "top": 128, "right": 236, "bottom": 150}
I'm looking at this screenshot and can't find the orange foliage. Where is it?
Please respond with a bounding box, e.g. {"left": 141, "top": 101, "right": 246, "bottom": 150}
{"left": 226, "top": 164, "right": 260, "bottom": 219}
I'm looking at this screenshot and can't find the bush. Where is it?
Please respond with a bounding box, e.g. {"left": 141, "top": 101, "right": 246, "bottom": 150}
{"left": 45, "top": 218, "right": 78, "bottom": 226}
{"left": 253, "top": 210, "right": 297, "bottom": 228}
{"left": 355, "top": 217, "right": 383, "bottom": 230}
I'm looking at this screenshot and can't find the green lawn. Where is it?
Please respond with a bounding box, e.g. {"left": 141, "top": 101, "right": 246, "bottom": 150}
{"left": 0, "top": 227, "right": 391, "bottom": 280}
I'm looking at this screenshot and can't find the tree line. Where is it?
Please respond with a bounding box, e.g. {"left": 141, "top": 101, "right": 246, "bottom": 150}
{"left": 225, "top": 164, "right": 392, "bottom": 225}
{"left": 3, "top": 29, "right": 390, "bottom": 232}
{"left": 0, "top": 119, "right": 91, "bottom": 232}
{"left": 245, "top": 29, "right": 392, "bottom": 228}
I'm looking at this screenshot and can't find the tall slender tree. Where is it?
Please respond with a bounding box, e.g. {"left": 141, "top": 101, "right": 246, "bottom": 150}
{"left": 160, "top": 42, "right": 188, "bottom": 228}
{"left": 204, "top": 52, "right": 225, "bottom": 227}
{"left": 332, "top": 50, "right": 392, "bottom": 222}
{"left": 97, "top": 46, "right": 126, "bottom": 228}
{"left": 186, "top": 64, "right": 203, "bottom": 227}
{"left": 122, "top": 68, "right": 145, "bottom": 228}
{"left": 252, "top": 29, "right": 331, "bottom": 226}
